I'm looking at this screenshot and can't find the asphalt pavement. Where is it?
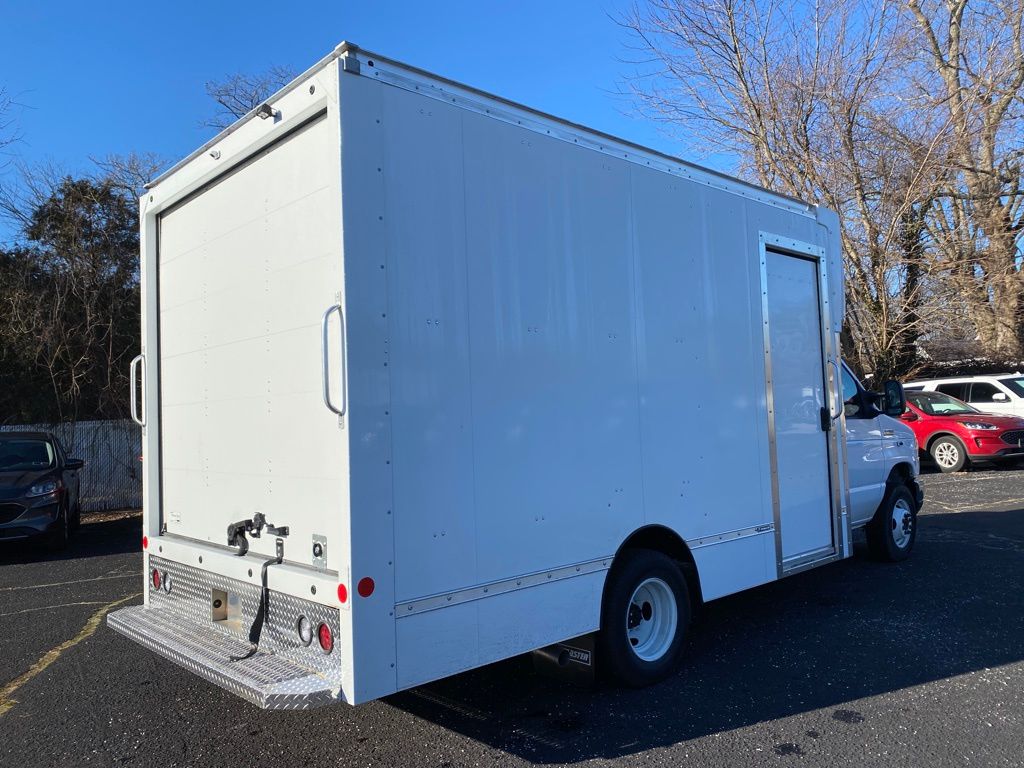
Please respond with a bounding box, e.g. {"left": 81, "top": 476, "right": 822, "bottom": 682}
{"left": 1, "top": 468, "right": 1022, "bottom": 767}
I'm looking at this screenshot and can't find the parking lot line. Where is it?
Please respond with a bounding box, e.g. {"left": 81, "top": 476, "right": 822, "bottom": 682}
{"left": 0, "top": 592, "right": 140, "bottom": 718}
{"left": 0, "top": 600, "right": 111, "bottom": 619}
{"left": 0, "top": 573, "right": 139, "bottom": 592}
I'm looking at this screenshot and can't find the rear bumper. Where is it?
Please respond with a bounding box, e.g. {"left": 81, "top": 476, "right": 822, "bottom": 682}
{"left": 108, "top": 555, "right": 345, "bottom": 710}
{"left": 108, "top": 606, "right": 341, "bottom": 710}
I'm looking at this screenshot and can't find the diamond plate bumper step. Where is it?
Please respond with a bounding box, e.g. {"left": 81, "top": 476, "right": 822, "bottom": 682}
{"left": 108, "top": 605, "right": 341, "bottom": 710}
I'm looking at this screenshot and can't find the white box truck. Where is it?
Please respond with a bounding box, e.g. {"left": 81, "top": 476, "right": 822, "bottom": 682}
{"left": 109, "top": 42, "right": 923, "bottom": 708}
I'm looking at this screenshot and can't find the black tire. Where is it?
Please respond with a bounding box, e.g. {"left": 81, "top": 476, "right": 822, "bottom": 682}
{"left": 929, "top": 435, "right": 967, "bottom": 473}
{"left": 47, "top": 504, "right": 70, "bottom": 550}
{"left": 597, "top": 549, "right": 690, "bottom": 687}
{"left": 866, "top": 484, "right": 917, "bottom": 562}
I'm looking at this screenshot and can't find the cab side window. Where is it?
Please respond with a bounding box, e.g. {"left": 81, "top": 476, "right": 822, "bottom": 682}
{"left": 841, "top": 367, "right": 863, "bottom": 418}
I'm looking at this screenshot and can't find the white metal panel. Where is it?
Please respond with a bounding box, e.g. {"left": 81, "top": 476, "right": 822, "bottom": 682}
{"left": 157, "top": 113, "right": 348, "bottom": 566}
{"left": 630, "top": 172, "right": 774, "bottom": 546}
{"left": 335, "top": 69, "right": 399, "bottom": 703}
{"left": 394, "top": 572, "right": 604, "bottom": 690}
{"left": 764, "top": 250, "right": 833, "bottom": 560}
{"left": 691, "top": 533, "right": 776, "bottom": 602}
{"left": 378, "top": 86, "right": 478, "bottom": 603}
{"left": 460, "top": 110, "right": 645, "bottom": 585}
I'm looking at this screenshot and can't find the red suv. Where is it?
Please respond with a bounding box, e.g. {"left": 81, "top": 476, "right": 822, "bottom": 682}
{"left": 901, "top": 390, "right": 1024, "bottom": 472}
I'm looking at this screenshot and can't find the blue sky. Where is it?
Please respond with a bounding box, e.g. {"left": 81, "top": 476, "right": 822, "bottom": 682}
{"left": 0, "top": 0, "right": 722, "bottom": 213}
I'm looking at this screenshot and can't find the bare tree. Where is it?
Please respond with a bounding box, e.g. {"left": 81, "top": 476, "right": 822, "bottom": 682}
{"left": 906, "top": 0, "right": 1024, "bottom": 360}
{"left": 93, "top": 151, "right": 167, "bottom": 199}
{"left": 0, "top": 163, "right": 140, "bottom": 423}
{"left": 202, "top": 66, "right": 295, "bottom": 130}
{"left": 0, "top": 87, "right": 21, "bottom": 168}
{"left": 622, "top": 0, "right": 944, "bottom": 379}
{"left": 624, "top": 0, "right": 1024, "bottom": 375}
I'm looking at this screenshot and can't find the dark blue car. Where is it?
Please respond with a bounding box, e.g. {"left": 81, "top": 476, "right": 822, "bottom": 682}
{"left": 0, "top": 431, "right": 84, "bottom": 548}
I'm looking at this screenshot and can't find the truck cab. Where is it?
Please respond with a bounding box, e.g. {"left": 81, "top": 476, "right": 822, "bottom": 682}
{"left": 840, "top": 362, "right": 922, "bottom": 532}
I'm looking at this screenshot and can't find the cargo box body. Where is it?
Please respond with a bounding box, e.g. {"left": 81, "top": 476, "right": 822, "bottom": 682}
{"left": 109, "top": 43, "right": 848, "bottom": 707}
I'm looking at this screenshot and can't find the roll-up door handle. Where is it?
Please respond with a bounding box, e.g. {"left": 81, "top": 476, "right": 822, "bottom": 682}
{"left": 129, "top": 354, "right": 146, "bottom": 427}
{"left": 321, "top": 304, "right": 347, "bottom": 417}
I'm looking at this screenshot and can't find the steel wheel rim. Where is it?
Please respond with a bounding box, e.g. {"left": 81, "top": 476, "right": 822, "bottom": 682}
{"left": 934, "top": 442, "right": 959, "bottom": 468}
{"left": 890, "top": 498, "right": 913, "bottom": 549}
{"left": 625, "top": 577, "right": 678, "bottom": 662}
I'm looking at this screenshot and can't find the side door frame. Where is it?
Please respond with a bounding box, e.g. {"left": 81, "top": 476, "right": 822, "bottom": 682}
{"left": 758, "top": 232, "right": 847, "bottom": 576}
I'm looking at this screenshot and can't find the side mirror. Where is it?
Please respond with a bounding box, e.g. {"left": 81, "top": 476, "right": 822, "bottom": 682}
{"left": 901, "top": 410, "right": 918, "bottom": 422}
{"left": 992, "top": 392, "right": 1009, "bottom": 402}
{"left": 65, "top": 458, "right": 85, "bottom": 470}
{"left": 883, "top": 380, "right": 906, "bottom": 418}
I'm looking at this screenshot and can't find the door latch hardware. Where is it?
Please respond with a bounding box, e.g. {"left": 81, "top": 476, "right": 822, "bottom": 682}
{"left": 227, "top": 513, "right": 290, "bottom": 556}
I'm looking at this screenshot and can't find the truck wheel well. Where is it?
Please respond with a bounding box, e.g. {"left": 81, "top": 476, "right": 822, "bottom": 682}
{"left": 886, "top": 462, "right": 914, "bottom": 489}
{"left": 611, "top": 525, "right": 703, "bottom": 609}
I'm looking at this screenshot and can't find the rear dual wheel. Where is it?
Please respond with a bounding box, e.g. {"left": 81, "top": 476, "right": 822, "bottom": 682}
{"left": 597, "top": 549, "right": 690, "bottom": 686}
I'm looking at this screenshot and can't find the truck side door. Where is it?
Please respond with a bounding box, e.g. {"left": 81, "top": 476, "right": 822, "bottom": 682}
{"left": 842, "top": 365, "right": 886, "bottom": 526}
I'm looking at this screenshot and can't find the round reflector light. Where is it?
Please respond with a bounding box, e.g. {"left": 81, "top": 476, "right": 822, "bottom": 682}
{"left": 357, "top": 577, "right": 375, "bottom": 598}
{"left": 317, "top": 623, "right": 334, "bottom": 654}
{"left": 142, "top": 535, "right": 148, "bottom": 550}
{"left": 337, "top": 583, "right": 348, "bottom": 604}
{"left": 151, "top": 568, "right": 161, "bottom": 590}
{"left": 297, "top": 616, "right": 313, "bottom": 646}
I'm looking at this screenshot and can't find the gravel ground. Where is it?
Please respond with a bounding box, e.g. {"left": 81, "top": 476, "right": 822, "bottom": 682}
{"left": 0, "top": 469, "right": 1021, "bottom": 767}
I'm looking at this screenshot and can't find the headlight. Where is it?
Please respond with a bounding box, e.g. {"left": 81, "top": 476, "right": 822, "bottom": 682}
{"left": 27, "top": 479, "right": 59, "bottom": 497}
{"left": 959, "top": 421, "right": 998, "bottom": 431}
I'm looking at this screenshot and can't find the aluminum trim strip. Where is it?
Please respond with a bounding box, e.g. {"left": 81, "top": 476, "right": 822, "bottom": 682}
{"left": 758, "top": 235, "right": 785, "bottom": 579}
{"left": 781, "top": 551, "right": 844, "bottom": 577}
{"left": 688, "top": 523, "right": 776, "bottom": 550}
{"left": 395, "top": 524, "right": 777, "bottom": 618}
{"left": 395, "top": 556, "right": 612, "bottom": 618}
{"left": 358, "top": 61, "right": 813, "bottom": 215}
{"left": 348, "top": 48, "right": 814, "bottom": 214}
{"left": 782, "top": 544, "right": 836, "bottom": 569}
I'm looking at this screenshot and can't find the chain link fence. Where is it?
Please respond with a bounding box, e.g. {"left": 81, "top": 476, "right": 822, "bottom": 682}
{"left": 0, "top": 420, "right": 142, "bottom": 512}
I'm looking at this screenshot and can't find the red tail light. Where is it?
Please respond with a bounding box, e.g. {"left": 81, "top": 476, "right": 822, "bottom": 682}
{"left": 151, "top": 568, "right": 161, "bottom": 590}
{"left": 317, "top": 623, "right": 334, "bottom": 654}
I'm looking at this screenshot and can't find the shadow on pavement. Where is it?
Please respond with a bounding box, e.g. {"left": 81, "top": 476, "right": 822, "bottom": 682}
{"left": 387, "top": 506, "right": 1024, "bottom": 764}
{"left": 0, "top": 510, "right": 141, "bottom": 565}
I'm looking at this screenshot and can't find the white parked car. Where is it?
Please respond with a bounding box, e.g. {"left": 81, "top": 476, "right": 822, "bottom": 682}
{"left": 905, "top": 374, "right": 1024, "bottom": 419}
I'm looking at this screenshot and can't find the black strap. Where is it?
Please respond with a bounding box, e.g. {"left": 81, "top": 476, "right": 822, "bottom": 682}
{"left": 229, "top": 545, "right": 282, "bottom": 662}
